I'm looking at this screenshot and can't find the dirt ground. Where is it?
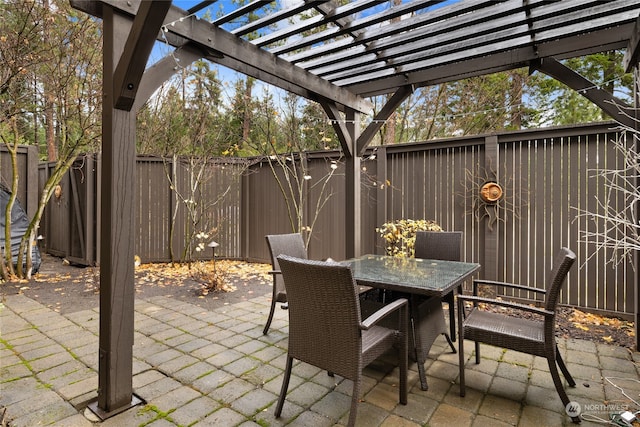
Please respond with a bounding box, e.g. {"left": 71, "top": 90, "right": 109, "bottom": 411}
{"left": 1, "top": 253, "right": 636, "bottom": 350}
{"left": 1, "top": 253, "right": 274, "bottom": 314}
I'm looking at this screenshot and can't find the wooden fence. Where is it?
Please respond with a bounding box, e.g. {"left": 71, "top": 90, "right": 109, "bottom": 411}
{"left": 2, "top": 121, "right": 634, "bottom": 319}
{"left": 0, "top": 144, "right": 39, "bottom": 219}
{"left": 244, "top": 121, "right": 635, "bottom": 318}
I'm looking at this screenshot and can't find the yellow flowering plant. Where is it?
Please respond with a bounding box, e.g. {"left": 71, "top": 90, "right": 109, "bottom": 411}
{"left": 376, "top": 219, "right": 442, "bottom": 257}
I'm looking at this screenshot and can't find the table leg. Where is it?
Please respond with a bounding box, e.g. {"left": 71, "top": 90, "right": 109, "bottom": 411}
{"left": 410, "top": 295, "right": 451, "bottom": 391}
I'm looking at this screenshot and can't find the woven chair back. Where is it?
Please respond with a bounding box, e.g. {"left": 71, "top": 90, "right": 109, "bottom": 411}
{"left": 266, "top": 233, "right": 307, "bottom": 293}
{"left": 544, "top": 247, "right": 576, "bottom": 312}
{"left": 415, "top": 231, "right": 462, "bottom": 261}
{"left": 277, "top": 255, "right": 362, "bottom": 380}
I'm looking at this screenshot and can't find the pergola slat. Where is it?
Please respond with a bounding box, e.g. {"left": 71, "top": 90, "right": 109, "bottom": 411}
{"left": 302, "top": 1, "right": 638, "bottom": 86}
{"left": 285, "top": 0, "right": 516, "bottom": 65}
{"left": 231, "top": 1, "right": 329, "bottom": 37}
{"left": 211, "top": 0, "right": 271, "bottom": 26}
{"left": 268, "top": 0, "right": 445, "bottom": 56}
{"left": 249, "top": 0, "right": 374, "bottom": 48}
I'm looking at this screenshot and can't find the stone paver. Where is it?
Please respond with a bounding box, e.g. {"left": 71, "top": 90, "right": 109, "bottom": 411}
{"left": 0, "top": 294, "right": 637, "bottom": 427}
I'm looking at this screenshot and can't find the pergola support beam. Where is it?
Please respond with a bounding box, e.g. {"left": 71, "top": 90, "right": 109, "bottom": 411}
{"left": 132, "top": 43, "right": 204, "bottom": 111}
{"left": 113, "top": 1, "right": 171, "bottom": 110}
{"left": 321, "top": 100, "right": 353, "bottom": 157}
{"left": 357, "top": 85, "right": 413, "bottom": 155}
{"left": 344, "top": 108, "right": 362, "bottom": 259}
{"left": 323, "top": 86, "right": 416, "bottom": 258}
{"left": 624, "top": 14, "right": 640, "bottom": 72}
{"left": 530, "top": 57, "right": 635, "bottom": 128}
{"left": 320, "top": 102, "right": 361, "bottom": 258}
{"left": 71, "top": 0, "right": 372, "bottom": 115}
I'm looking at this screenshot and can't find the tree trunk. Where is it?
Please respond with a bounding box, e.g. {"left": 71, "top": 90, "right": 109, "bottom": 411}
{"left": 603, "top": 51, "right": 616, "bottom": 121}
{"left": 510, "top": 71, "right": 523, "bottom": 129}
{"left": 242, "top": 78, "right": 254, "bottom": 144}
{"left": 3, "top": 119, "right": 19, "bottom": 278}
{"left": 43, "top": 0, "right": 57, "bottom": 161}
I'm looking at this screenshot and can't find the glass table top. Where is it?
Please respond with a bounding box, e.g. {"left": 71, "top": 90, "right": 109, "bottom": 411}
{"left": 345, "top": 254, "right": 480, "bottom": 296}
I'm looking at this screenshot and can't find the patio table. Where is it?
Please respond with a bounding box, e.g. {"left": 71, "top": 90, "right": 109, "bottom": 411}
{"left": 345, "top": 254, "right": 480, "bottom": 390}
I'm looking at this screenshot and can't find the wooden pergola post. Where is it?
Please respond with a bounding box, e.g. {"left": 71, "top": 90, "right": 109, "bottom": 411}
{"left": 344, "top": 108, "right": 362, "bottom": 259}
{"left": 88, "top": 6, "right": 139, "bottom": 418}
{"left": 85, "top": 2, "right": 173, "bottom": 418}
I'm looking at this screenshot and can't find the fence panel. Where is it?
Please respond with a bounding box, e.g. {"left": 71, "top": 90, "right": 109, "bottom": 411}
{"left": 40, "top": 162, "right": 68, "bottom": 257}
{"left": 245, "top": 160, "right": 294, "bottom": 261}
{"left": 378, "top": 124, "right": 634, "bottom": 318}
{"left": 66, "top": 156, "right": 97, "bottom": 265}
{"left": 497, "top": 126, "right": 633, "bottom": 317}
{"left": 1, "top": 145, "right": 38, "bottom": 218}
{"left": 134, "top": 157, "right": 245, "bottom": 262}
{"left": 35, "top": 122, "right": 635, "bottom": 317}
{"left": 384, "top": 139, "right": 484, "bottom": 264}
{"left": 196, "top": 160, "right": 244, "bottom": 259}
{"left": 136, "top": 157, "right": 172, "bottom": 262}
{"left": 38, "top": 155, "right": 96, "bottom": 264}
{"left": 304, "top": 154, "right": 346, "bottom": 260}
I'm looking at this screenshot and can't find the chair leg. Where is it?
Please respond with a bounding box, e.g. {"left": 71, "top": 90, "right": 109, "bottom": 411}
{"left": 475, "top": 341, "right": 480, "bottom": 364}
{"left": 347, "top": 379, "right": 361, "bottom": 427}
{"left": 443, "top": 332, "right": 456, "bottom": 353}
{"left": 546, "top": 355, "right": 581, "bottom": 423}
{"left": 275, "top": 356, "right": 294, "bottom": 418}
{"left": 263, "top": 300, "right": 276, "bottom": 335}
{"left": 399, "top": 326, "right": 408, "bottom": 405}
{"left": 444, "top": 291, "right": 456, "bottom": 340}
{"left": 555, "top": 344, "right": 576, "bottom": 387}
{"left": 458, "top": 329, "right": 466, "bottom": 397}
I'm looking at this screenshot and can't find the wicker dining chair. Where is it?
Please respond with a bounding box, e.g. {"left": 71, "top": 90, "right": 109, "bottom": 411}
{"left": 274, "top": 255, "right": 408, "bottom": 427}
{"left": 263, "top": 233, "right": 307, "bottom": 335}
{"left": 414, "top": 230, "right": 463, "bottom": 346}
{"left": 457, "top": 247, "right": 579, "bottom": 423}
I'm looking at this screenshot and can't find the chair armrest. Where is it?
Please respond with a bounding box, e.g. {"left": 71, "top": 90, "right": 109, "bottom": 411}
{"left": 357, "top": 285, "right": 373, "bottom": 295}
{"left": 458, "top": 294, "right": 554, "bottom": 318}
{"left": 473, "top": 279, "right": 546, "bottom": 296}
{"left": 361, "top": 298, "right": 408, "bottom": 330}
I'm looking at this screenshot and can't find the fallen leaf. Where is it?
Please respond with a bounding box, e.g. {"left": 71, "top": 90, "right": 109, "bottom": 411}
{"left": 573, "top": 323, "right": 590, "bottom": 332}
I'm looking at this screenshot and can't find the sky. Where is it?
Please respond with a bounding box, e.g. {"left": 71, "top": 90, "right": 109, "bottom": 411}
{"left": 147, "top": 1, "right": 461, "bottom": 111}
{"left": 149, "top": 1, "right": 260, "bottom": 106}
{"left": 149, "top": 1, "right": 316, "bottom": 111}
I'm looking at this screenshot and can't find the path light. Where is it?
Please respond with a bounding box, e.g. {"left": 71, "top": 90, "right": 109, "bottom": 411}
{"left": 208, "top": 241, "right": 219, "bottom": 273}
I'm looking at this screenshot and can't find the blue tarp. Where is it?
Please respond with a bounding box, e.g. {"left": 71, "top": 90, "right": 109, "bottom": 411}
{"left": 0, "top": 184, "right": 41, "bottom": 273}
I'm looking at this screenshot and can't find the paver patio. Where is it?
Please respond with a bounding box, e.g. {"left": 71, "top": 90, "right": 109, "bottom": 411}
{"left": 1, "top": 292, "right": 638, "bottom": 426}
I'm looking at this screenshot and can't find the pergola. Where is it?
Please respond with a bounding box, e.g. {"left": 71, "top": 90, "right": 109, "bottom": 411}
{"left": 70, "top": 0, "right": 640, "bottom": 419}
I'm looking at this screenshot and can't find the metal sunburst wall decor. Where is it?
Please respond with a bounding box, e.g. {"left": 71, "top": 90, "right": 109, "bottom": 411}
{"left": 460, "top": 164, "right": 524, "bottom": 231}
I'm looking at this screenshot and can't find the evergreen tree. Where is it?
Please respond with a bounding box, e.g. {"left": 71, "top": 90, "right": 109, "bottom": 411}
{"left": 528, "top": 52, "right": 633, "bottom": 126}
